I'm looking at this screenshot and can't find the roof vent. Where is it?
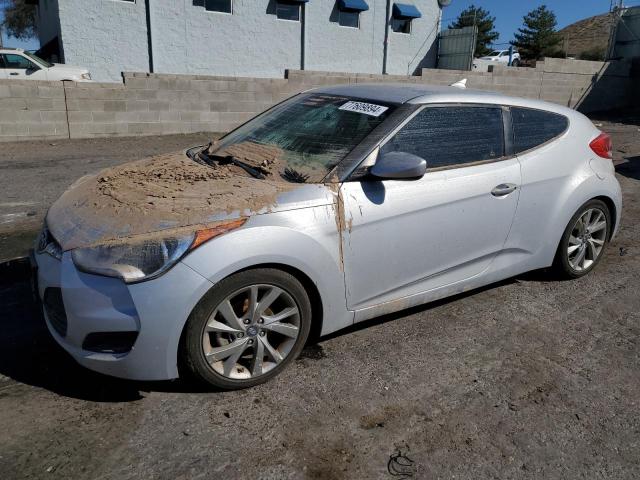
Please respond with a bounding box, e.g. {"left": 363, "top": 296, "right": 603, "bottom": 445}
{"left": 450, "top": 79, "right": 467, "bottom": 89}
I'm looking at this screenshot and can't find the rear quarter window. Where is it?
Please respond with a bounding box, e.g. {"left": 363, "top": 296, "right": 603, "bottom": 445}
{"left": 511, "top": 107, "right": 569, "bottom": 153}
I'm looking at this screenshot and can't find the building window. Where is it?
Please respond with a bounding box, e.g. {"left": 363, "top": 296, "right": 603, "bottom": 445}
{"left": 337, "top": 0, "right": 369, "bottom": 28}
{"left": 391, "top": 17, "right": 411, "bottom": 34}
{"left": 193, "top": 0, "right": 232, "bottom": 13}
{"left": 391, "top": 3, "right": 422, "bottom": 34}
{"left": 206, "top": 0, "right": 232, "bottom": 13}
{"left": 339, "top": 10, "right": 359, "bottom": 28}
{"left": 277, "top": 1, "right": 301, "bottom": 21}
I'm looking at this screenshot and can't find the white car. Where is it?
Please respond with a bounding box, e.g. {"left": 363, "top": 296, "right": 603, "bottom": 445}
{"left": 34, "top": 84, "right": 621, "bottom": 390}
{"left": 0, "top": 48, "right": 92, "bottom": 82}
{"left": 473, "top": 49, "right": 521, "bottom": 71}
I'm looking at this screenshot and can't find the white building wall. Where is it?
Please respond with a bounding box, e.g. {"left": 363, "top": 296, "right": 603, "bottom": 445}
{"left": 57, "top": 0, "right": 150, "bottom": 82}
{"left": 50, "top": 0, "right": 441, "bottom": 82}
{"left": 385, "top": 0, "right": 441, "bottom": 75}
{"left": 150, "top": 0, "right": 301, "bottom": 78}
{"left": 305, "top": 0, "right": 440, "bottom": 75}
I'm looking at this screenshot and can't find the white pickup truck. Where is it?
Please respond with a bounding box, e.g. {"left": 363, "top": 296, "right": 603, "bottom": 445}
{"left": 473, "top": 49, "right": 521, "bottom": 71}
{"left": 0, "top": 48, "right": 92, "bottom": 82}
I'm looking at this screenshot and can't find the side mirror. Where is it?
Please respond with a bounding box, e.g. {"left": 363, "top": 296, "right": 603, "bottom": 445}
{"left": 370, "top": 152, "right": 427, "bottom": 180}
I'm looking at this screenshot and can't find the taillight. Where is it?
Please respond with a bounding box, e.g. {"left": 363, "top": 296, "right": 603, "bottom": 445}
{"left": 589, "top": 132, "right": 612, "bottom": 160}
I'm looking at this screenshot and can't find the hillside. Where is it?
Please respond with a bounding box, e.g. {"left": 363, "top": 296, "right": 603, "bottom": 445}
{"left": 558, "top": 12, "right": 614, "bottom": 59}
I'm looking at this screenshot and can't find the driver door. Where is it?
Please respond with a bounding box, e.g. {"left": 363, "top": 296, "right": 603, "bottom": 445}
{"left": 2, "top": 53, "right": 43, "bottom": 80}
{"left": 340, "top": 105, "right": 521, "bottom": 314}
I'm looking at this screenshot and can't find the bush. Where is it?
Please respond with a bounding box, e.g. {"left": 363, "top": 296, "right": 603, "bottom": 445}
{"left": 579, "top": 47, "right": 606, "bottom": 61}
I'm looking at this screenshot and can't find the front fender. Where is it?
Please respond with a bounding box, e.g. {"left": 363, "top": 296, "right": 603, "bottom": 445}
{"left": 180, "top": 207, "right": 352, "bottom": 337}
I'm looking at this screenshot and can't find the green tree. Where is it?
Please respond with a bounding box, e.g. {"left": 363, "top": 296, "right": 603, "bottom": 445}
{"left": 511, "top": 5, "right": 562, "bottom": 60}
{"left": 1, "top": 0, "right": 37, "bottom": 42}
{"left": 450, "top": 4, "right": 499, "bottom": 57}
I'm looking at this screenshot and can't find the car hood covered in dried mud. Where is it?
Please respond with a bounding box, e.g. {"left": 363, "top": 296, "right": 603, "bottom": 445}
{"left": 46, "top": 151, "right": 335, "bottom": 251}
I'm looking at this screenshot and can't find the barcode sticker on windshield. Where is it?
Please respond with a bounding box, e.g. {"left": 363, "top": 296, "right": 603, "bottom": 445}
{"left": 339, "top": 101, "right": 388, "bottom": 117}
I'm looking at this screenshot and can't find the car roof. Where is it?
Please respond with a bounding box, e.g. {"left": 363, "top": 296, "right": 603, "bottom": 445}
{"left": 312, "top": 83, "right": 576, "bottom": 116}
{"left": 0, "top": 48, "right": 24, "bottom": 53}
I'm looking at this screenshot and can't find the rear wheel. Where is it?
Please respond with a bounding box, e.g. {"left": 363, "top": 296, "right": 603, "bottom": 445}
{"left": 554, "top": 200, "right": 610, "bottom": 279}
{"left": 181, "top": 268, "right": 312, "bottom": 390}
{"left": 511, "top": 59, "right": 520, "bottom": 67}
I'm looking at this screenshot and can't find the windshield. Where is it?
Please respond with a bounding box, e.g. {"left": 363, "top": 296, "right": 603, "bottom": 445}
{"left": 488, "top": 51, "right": 503, "bottom": 57}
{"left": 23, "top": 51, "right": 53, "bottom": 68}
{"left": 209, "top": 93, "right": 395, "bottom": 183}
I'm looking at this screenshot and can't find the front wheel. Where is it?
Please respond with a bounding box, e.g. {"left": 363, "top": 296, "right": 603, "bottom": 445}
{"left": 181, "top": 268, "right": 312, "bottom": 390}
{"left": 554, "top": 199, "right": 611, "bottom": 279}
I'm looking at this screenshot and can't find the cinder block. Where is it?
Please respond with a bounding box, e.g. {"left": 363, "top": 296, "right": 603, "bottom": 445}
{"left": 127, "top": 122, "right": 164, "bottom": 135}
{"left": 103, "top": 100, "right": 127, "bottom": 112}
{"left": 37, "top": 85, "right": 65, "bottom": 98}
{"left": 148, "top": 100, "right": 170, "bottom": 111}
{"left": 91, "top": 111, "right": 117, "bottom": 122}
{"left": 124, "top": 77, "right": 149, "bottom": 89}
{"left": 9, "top": 84, "right": 38, "bottom": 98}
{"left": 126, "top": 100, "right": 149, "bottom": 112}
{"left": 67, "top": 111, "right": 92, "bottom": 123}
{"left": 26, "top": 123, "right": 58, "bottom": 137}
{"left": 136, "top": 89, "right": 159, "bottom": 100}
{"left": 0, "top": 97, "right": 28, "bottom": 110}
{"left": 136, "top": 111, "right": 161, "bottom": 122}
{"left": 159, "top": 111, "right": 181, "bottom": 121}
{"left": 179, "top": 111, "right": 200, "bottom": 122}
{"left": 40, "top": 111, "right": 67, "bottom": 123}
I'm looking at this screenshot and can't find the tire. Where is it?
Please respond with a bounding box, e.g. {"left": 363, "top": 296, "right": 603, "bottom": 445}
{"left": 553, "top": 199, "right": 611, "bottom": 279}
{"left": 181, "top": 268, "right": 312, "bottom": 390}
{"left": 511, "top": 59, "right": 520, "bottom": 67}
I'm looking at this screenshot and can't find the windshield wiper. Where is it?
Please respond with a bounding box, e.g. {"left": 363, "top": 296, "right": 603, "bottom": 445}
{"left": 199, "top": 147, "right": 266, "bottom": 180}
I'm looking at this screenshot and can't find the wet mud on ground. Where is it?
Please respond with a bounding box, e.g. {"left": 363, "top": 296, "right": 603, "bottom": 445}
{"left": 0, "top": 117, "right": 639, "bottom": 479}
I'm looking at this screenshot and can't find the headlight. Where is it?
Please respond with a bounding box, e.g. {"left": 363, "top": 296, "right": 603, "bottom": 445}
{"left": 81, "top": 72, "right": 91, "bottom": 80}
{"left": 71, "top": 219, "right": 246, "bottom": 283}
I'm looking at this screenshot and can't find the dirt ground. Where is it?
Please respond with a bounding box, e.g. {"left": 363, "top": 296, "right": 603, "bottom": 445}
{"left": 0, "top": 116, "right": 639, "bottom": 479}
{"left": 0, "top": 134, "right": 213, "bottom": 261}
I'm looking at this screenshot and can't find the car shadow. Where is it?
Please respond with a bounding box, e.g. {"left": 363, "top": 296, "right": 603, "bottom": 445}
{"left": 317, "top": 277, "right": 519, "bottom": 343}
{"left": 0, "top": 261, "right": 216, "bottom": 401}
{"left": 616, "top": 155, "right": 640, "bottom": 181}
{"left": 1, "top": 263, "right": 556, "bottom": 401}
{"left": 0, "top": 266, "right": 330, "bottom": 401}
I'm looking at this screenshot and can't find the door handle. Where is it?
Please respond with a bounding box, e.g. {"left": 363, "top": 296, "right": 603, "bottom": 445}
{"left": 9, "top": 72, "right": 19, "bottom": 76}
{"left": 491, "top": 183, "right": 517, "bottom": 197}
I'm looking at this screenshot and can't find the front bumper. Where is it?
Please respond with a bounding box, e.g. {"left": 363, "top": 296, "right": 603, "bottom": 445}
{"left": 34, "top": 250, "right": 213, "bottom": 381}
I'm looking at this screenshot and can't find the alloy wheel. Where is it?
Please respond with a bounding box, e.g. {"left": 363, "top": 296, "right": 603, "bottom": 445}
{"left": 202, "top": 284, "right": 301, "bottom": 379}
{"left": 567, "top": 208, "right": 607, "bottom": 272}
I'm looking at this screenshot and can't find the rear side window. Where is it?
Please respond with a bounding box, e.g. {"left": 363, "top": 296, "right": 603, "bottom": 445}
{"left": 511, "top": 107, "right": 568, "bottom": 153}
{"left": 381, "top": 106, "right": 505, "bottom": 170}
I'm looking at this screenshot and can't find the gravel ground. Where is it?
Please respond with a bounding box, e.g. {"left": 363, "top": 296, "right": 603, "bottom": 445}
{"left": 0, "top": 117, "right": 639, "bottom": 479}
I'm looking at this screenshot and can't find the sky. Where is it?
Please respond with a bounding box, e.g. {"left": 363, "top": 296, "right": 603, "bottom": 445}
{"left": 0, "top": 1, "right": 637, "bottom": 51}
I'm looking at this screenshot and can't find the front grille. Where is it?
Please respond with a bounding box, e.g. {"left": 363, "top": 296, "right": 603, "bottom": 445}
{"left": 82, "top": 332, "right": 139, "bottom": 354}
{"left": 43, "top": 288, "right": 67, "bottom": 337}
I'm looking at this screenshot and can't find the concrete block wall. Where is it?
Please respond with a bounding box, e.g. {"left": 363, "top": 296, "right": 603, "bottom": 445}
{"left": 0, "top": 80, "right": 68, "bottom": 141}
{"left": 0, "top": 58, "right": 635, "bottom": 143}
{"left": 62, "top": 73, "right": 292, "bottom": 139}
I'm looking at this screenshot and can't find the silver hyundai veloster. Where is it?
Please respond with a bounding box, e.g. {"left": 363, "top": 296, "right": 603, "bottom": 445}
{"left": 34, "top": 84, "right": 621, "bottom": 389}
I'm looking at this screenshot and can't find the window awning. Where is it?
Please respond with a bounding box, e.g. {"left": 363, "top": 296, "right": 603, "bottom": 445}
{"left": 393, "top": 3, "right": 422, "bottom": 19}
{"left": 338, "top": 0, "right": 369, "bottom": 11}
